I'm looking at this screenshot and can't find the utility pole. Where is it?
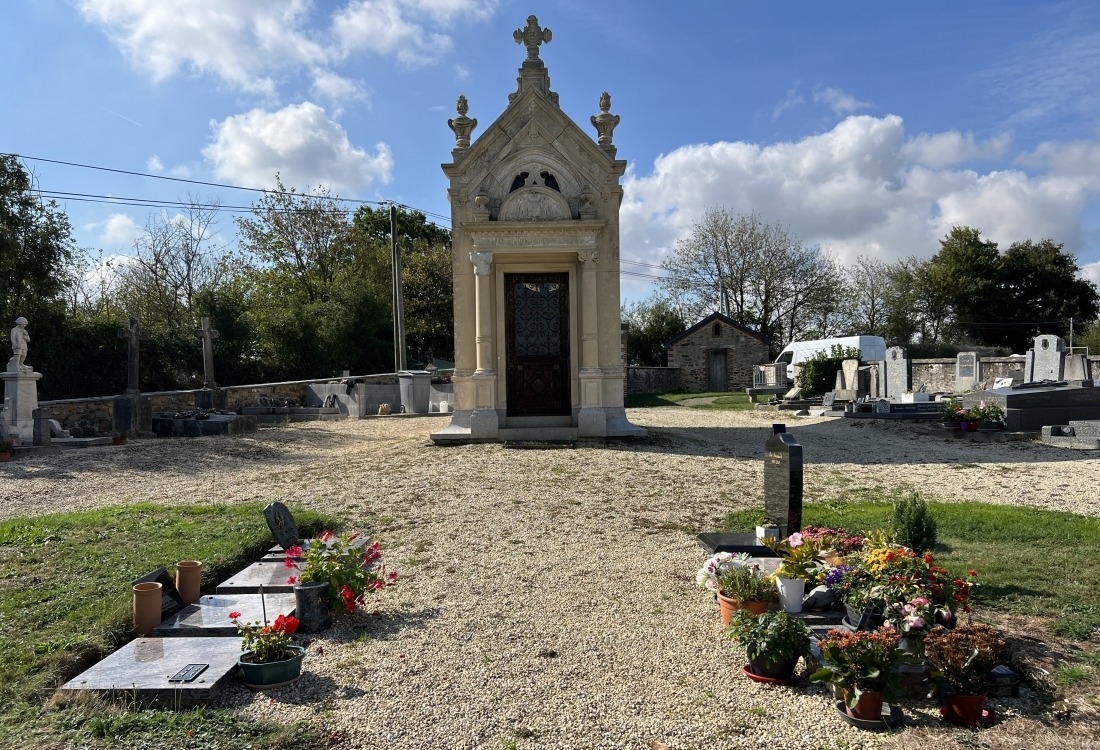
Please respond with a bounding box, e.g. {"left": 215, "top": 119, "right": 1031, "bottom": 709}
{"left": 391, "top": 203, "right": 406, "bottom": 372}
{"left": 1069, "top": 316, "right": 1074, "bottom": 350}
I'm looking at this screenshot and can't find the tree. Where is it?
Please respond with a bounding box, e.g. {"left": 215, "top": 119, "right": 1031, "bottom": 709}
{"left": 622, "top": 297, "right": 687, "bottom": 366}
{"left": 0, "top": 154, "right": 77, "bottom": 334}
{"left": 985, "top": 239, "right": 1099, "bottom": 352}
{"left": 843, "top": 255, "right": 892, "bottom": 337}
{"left": 927, "top": 226, "right": 999, "bottom": 343}
{"left": 660, "top": 209, "right": 844, "bottom": 351}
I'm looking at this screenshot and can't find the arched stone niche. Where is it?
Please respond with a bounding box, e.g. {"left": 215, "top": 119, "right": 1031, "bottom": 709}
{"left": 498, "top": 186, "right": 571, "bottom": 222}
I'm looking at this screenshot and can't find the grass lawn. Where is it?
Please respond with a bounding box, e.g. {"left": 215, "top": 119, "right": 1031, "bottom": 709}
{"left": 0, "top": 503, "right": 336, "bottom": 749}
{"left": 723, "top": 500, "right": 1100, "bottom": 640}
{"left": 625, "top": 391, "right": 755, "bottom": 409}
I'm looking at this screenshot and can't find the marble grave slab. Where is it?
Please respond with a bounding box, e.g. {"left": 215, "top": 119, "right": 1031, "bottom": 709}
{"left": 154, "top": 593, "right": 296, "bottom": 637}
{"left": 215, "top": 561, "right": 295, "bottom": 594}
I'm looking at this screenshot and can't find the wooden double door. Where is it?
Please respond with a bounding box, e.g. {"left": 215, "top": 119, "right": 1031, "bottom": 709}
{"left": 505, "top": 273, "right": 571, "bottom": 417}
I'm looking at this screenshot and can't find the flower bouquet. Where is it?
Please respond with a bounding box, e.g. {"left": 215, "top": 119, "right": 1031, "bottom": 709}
{"left": 286, "top": 529, "right": 397, "bottom": 613}
{"left": 763, "top": 533, "right": 820, "bottom": 613}
{"left": 697, "top": 552, "right": 776, "bottom": 623}
{"left": 230, "top": 611, "right": 300, "bottom": 664}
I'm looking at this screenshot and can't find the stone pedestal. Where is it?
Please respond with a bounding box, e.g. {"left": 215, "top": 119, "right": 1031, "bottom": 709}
{"left": 1, "top": 370, "right": 43, "bottom": 444}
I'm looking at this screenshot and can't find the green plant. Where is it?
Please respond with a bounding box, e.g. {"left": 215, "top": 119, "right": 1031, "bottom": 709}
{"left": 942, "top": 397, "right": 967, "bottom": 422}
{"left": 965, "top": 400, "right": 1004, "bottom": 424}
{"left": 1054, "top": 665, "right": 1090, "bottom": 686}
{"left": 728, "top": 609, "right": 812, "bottom": 668}
{"left": 924, "top": 624, "right": 1005, "bottom": 695}
{"left": 230, "top": 611, "right": 300, "bottom": 663}
{"left": 893, "top": 491, "right": 938, "bottom": 553}
{"left": 797, "top": 344, "right": 861, "bottom": 398}
{"left": 717, "top": 563, "right": 779, "bottom": 602}
{"left": 286, "top": 529, "right": 397, "bottom": 612}
{"left": 811, "top": 627, "right": 903, "bottom": 708}
{"left": 762, "top": 532, "right": 820, "bottom": 581}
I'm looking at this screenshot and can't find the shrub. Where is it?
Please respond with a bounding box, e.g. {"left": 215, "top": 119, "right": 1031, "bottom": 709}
{"left": 893, "top": 492, "right": 938, "bottom": 553}
{"left": 797, "top": 345, "right": 862, "bottom": 398}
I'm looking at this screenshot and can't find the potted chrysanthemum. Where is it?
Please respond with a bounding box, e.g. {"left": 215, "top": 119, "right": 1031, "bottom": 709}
{"left": 811, "top": 626, "right": 903, "bottom": 722}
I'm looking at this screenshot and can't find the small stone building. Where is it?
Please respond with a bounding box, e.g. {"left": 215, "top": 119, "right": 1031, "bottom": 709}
{"left": 667, "top": 312, "right": 769, "bottom": 392}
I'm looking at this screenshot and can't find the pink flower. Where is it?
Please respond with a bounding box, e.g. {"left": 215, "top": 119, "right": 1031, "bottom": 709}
{"left": 908, "top": 615, "right": 925, "bottom": 629}
{"left": 388, "top": 571, "right": 398, "bottom": 582}
{"left": 788, "top": 532, "right": 804, "bottom": 548}
{"left": 320, "top": 530, "right": 334, "bottom": 543}
{"left": 287, "top": 575, "right": 299, "bottom": 585}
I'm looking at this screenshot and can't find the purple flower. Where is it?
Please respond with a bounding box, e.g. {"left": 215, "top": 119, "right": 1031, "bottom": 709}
{"left": 824, "top": 566, "right": 851, "bottom": 588}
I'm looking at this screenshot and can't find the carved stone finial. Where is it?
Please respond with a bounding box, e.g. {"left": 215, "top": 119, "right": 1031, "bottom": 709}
{"left": 513, "top": 15, "right": 552, "bottom": 64}
{"left": 447, "top": 95, "right": 478, "bottom": 150}
{"left": 591, "top": 91, "right": 620, "bottom": 152}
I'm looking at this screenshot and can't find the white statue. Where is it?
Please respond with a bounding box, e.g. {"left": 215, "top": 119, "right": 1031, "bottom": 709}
{"left": 9, "top": 317, "right": 31, "bottom": 374}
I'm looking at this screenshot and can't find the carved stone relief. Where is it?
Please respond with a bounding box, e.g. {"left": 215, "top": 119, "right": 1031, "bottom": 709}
{"left": 498, "top": 188, "right": 571, "bottom": 222}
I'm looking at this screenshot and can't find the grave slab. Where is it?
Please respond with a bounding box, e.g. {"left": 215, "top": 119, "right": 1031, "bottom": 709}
{"left": 216, "top": 561, "right": 295, "bottom": 594}
{"left": 696, "top": 532, "right": 780, "bottom": 557}
{"left": 59, "top": 637, "right": 242, "bottom": 707}
{"left": 154, "top": 593, "right": 297, "bottom": 636}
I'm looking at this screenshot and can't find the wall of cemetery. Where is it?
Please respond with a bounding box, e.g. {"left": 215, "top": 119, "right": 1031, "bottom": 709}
{"left": 626, "top": 367, "right": 681, "bottom": 396}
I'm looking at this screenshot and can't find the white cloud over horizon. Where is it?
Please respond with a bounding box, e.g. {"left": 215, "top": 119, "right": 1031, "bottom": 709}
{"left": 85, "top": 212, "right": 140, "bottom": 247}
{"left": 620, "top": 114, "right": 1100, "bottom": 299}
{"left": 202, "top": 102, "right": 394, "bottom": 193}
{"left": 814, "top": 87, "right": 872, "bottom": 115}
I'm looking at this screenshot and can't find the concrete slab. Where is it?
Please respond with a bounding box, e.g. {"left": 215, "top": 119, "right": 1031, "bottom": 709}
{"left": 216, "top": 561, "right": 295, "bottom": 594}
{"left": 59, "top": 637, "right": 242, "bottom": 706}
{"left": 51, "top": 437, "right": 113, "bottom": 448}
{"left": 154, "top": 593, "right": 296, "bottom": 636}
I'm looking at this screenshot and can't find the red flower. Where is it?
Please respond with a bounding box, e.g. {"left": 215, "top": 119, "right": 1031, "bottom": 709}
{"left": 228, "top": 610, "right": 242, "bottom": 620}
{"left": 287, "top": 575, "right": 299, "bottom": 585}
{"left": 968, "top": 569, "right": 977, "bottom": 577}
{"left": 282, "top": 616, "right": 300, "bottom": 635}
{"left": 320, "top": 529, "right": 334, "bottom": 543}
{"left": 388, "top": 571, "right": 398, "bottom": 582}
{"left": 284, "top": 545, "right": 302, "bottom": 567}
{"left": 923, "top": 553, "right": 934, "bottom": 564}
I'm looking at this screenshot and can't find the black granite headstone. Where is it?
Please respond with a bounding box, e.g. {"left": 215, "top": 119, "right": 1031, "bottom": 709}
{"left": 133, "top": 568, "right": 185, "bottom": 619}
{"left": 763, "top": 431, "right": 803, "bottom": 538}
{"left": 263, "top": 502, "right": 300, "bottom": 550}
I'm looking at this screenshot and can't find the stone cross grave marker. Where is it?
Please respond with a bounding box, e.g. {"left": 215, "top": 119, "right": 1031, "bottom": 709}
{"left": 884, "top": 346, "right": 910, "bottom": 398}
{"left": 192, "top": 317, "right": 220, "bottom": 388}
{"left": 263, "top": 501, "right": 300, "bottom": 550}
{"left": 117, "top": 317, "right": 142, "bottom": 394}
{"left": 956, "top": 352, "right": 977, "bottom": 391}
{"left": 763, "top": 425, "right": 803, "bottom": 538}
{"left": 1032, "top": 335, "right": 1066, "bottom": 381}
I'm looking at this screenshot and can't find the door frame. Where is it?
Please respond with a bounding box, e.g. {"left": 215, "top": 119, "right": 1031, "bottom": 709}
{"left": 494, "top": 260, "right": 577, "bottom": 416}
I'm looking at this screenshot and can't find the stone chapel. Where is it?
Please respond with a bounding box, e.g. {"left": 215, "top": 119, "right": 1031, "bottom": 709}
{"left": 430, "top": 16, "right": 645, "bottom": 443}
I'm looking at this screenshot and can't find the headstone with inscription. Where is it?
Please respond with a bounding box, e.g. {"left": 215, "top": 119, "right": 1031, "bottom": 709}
{"left": 884, "top": 347, "right": 911, "bottom": 398}
{"left": 263, "top": 502, "right": 300, "bottom": 550}
{"left": 1032, "top": 335, "right": 1066, "bottom": 381}
{"left": 763, "top": 426, "right": 803, "bottom": 538}
{"left": 956, "top": 352, "right": 978, "bottom": 391}
{"left": 1064, "top": 354, "right": 1092, "bottom": 383}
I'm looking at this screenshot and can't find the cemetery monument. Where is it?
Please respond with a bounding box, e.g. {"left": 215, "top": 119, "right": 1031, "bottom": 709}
{"left": 431, "top": 15, "right": 644, "bottom": 443}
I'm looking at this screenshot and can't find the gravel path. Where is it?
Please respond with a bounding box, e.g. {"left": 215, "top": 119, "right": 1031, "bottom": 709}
{"left": 4, "top": 409, "right": 1099, "bottom": 749}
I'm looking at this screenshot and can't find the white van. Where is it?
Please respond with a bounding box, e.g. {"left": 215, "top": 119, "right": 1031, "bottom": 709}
{"left": 773, "top": 336, "right": 887, "bottom": 382}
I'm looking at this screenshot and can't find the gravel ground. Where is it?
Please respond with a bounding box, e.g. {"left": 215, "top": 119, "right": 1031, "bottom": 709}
{"left": 4, "top": 408, "right": 1100, "bottom": 749}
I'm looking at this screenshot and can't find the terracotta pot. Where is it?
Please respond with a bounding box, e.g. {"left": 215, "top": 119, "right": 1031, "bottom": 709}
{"left": 133, "top": 581, "right": 163, "bottom": 636}
{"left": 845, "top": 689, "right": 884, "bottom": 721}
{"left": 0, "top": 453, "right": 9, "bottom": 463}
{"left": 775, "top": 576, "right": 805, "bottom": 613}
{"left": 942, "top": 692, "right": 987, "bottom": 726}
{"left": 175, "top": 560, "right": 202, "bottom": 605}
{"left": 741, "top": 599, "right": 770, "bottom": 616}
{"left": 717, "top": 592, "right": 739, "bottom": 625}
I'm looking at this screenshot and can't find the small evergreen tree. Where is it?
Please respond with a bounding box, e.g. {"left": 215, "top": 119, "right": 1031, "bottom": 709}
{"left": 893, "top": 492, "right": 938, "bottom": 553}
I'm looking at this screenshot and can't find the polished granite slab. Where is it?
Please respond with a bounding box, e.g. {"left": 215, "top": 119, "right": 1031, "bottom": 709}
{"left": 154, "top": 593, "right": 296, "bottom": 636}
{"left": 59, "top": 637, "right": 242, "bottom": 706}
{"left": 215, "top": 561, "right": 295, "bottom": 594}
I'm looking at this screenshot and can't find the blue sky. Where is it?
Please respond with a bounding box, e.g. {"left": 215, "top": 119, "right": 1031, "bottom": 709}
{"left": 4, "top": 0, "right": 1100, "bottom": 303}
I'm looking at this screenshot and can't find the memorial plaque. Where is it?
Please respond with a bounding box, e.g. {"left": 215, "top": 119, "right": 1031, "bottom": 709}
{"left": 1033, "top": 335, "right": 1067, "bottom": 381}
{"left": 263, "top": 501, "right": 300, "bottom": 550}
{"left": 763, "top": 430, "right": 803, "bottom": 538}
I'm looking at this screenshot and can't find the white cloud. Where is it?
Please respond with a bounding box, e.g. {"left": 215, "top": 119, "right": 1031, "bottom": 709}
{"left": 903, "top": 131, "right": 1012, "bottom": 168}
{"left": 771, "top": 85, "right": 804, "bottom": 121}
{"left": 85, "top": 213, "right": 141, "bottom": 247}
{"left": 310, "top": 69, "right": 369, "bottom": 113}
{"left": 146, "top": 155, "right": 165, "bottom": 173}
{"left": 332, "top": 0, "right": 454, "bottom": 68}
{"left": 1081, "top": 260, "right": 1100, "bottom": 286}
{"left": 815, "top": 87, "right": 872, "bottom": 114}
{"left": 202, "top": 102, "right": 393, "bottom": 193}
{"left": 78, "top": 0, "right": 328, "bottom": 95}
{"left": 620, "top": 114, "right": 1100, "bottom": 285}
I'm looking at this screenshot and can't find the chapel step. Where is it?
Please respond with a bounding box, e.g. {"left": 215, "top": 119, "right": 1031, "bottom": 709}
{"left": 498, "top": 427, "right": 578, "bottom": 442}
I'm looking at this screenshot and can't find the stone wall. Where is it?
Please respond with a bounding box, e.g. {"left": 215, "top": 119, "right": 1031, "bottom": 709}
{"left": 669, "top": 320, "right": 769, "bottom": 393}
{"left": 626, "top": 367, "right": 681, "bottom": 396}
{"left": 39, "top": 373, "right": 423, "bottom": 432}
{"left": 909, "top": 356, "right": 1098, "bottom": 392}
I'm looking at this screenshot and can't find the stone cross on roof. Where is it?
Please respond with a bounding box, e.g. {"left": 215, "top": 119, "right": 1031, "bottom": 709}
{"left": 193, "top": 316, "right": 220, "bottom": 389}
{"left": 514, "top": 15, "right": 551, "bottom": 63}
